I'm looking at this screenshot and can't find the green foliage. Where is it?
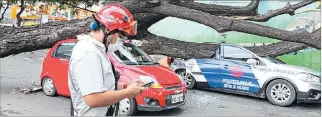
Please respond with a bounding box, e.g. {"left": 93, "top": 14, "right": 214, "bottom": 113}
{"left": 7, "top": 0, "right": 118, "bottom": 8}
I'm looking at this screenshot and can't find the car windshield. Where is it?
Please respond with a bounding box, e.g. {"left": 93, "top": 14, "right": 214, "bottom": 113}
{"left": 264, "top": 56, "right": 286, "bottom": 64}
{"left": 112, "top": 43, "right": 156, "bottom": 65}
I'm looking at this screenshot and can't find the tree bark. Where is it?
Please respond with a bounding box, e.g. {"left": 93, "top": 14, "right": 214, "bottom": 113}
{"left": 236, "top": 0, "right": 319, "bottom": 21}
{"left": 0, "top": 18, "right": 91, "bottom": 58}
{"left": 139, "top": 32, "right": 219, "bottom": 59}
{"left": 129, "top": 2, "right": 320, "bottom": 49}
{"left": 173, "top": 0, "right": 259, "bottom": 16}
{"left": 0, "top": 2, "right": 2, "bottom": 13}
{"left": 245, "top": 42, "right": 307, "bottom": 57}
{"left": 16, "top": 0, "right": 25, "bottom": 27}
{"left": 0, "top": 13, "right": 166, "bottom": 58}
{"left": 138, "top": 32, "right": 309, "bottom": 59}
{"left": 0, "top": 0, "right": 320, "bottom": 59}
{"left": 131, "top": 13, "right": 166, "bottom": 39}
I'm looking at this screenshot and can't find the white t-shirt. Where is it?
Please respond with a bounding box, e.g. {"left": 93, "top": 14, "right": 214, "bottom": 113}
{"left": 68, "top": 34, "right": 115, "bottom": 116}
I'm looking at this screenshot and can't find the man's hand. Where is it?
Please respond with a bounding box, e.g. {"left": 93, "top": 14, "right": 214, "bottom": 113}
{"left": 125, "top": 82, "right": 146, "bottom": 98}
{"left": 127, "top": 79, "right": 144, "bottom": 86}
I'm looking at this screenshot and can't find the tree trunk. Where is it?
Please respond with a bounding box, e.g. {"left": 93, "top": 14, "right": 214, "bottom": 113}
{"left": 0, "top": 18, "right": 91, "bottom": 58}
{"left": 0, "top": 2, "right": 2, "bottom": 13}
{"left": 0, "top": 0, "right": 320, "bottom": 58}
{"left": 0, "top": 2, "right": 9, "bottom": 21}
{"left": 0, "top": 13, "right": 165, "bottom": 58}
{"left": 16, "top": 0, "right": 25, "bottom": 27}
{"left": 137, "top": 32, "right": 309, "bottom": 59}
{"left": 128, "top": 2, "right": 321, "bottom": 49}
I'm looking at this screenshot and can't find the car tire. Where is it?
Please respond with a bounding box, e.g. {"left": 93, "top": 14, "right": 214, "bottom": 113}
{"left": 177, "top": 70, "right": 196, "bottom": 89}
{"left": 118, "top": 98, "right": 137, "bottom": 116}
{"left": 266, "top": 79, "right": 296, "bottom": 107}
{"left": 42, "top": 77, "right": 57, "bottom": 97}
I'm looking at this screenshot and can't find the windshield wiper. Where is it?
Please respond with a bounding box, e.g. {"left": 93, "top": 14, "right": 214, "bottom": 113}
{"left": 137, "top": 61, "right": 157, "bottom": 65}
{"left": 122, "top": 61, "right": 138, "bottom": 65}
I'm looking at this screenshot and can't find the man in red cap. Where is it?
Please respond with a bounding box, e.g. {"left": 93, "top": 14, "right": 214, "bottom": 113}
{"left": 68, "top": 4, "right": 144, "bottom": 116}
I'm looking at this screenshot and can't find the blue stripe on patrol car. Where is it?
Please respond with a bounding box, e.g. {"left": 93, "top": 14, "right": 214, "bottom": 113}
{"left": 195, "top": 59, "right": 260, "bottom": 93}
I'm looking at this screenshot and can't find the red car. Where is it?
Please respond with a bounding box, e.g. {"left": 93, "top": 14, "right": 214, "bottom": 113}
{"left": 40, "top": 39, "right": 187, "bottom": 116}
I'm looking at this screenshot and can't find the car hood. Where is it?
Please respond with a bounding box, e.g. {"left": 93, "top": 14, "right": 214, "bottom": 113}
{"left": 120, "top": 65, "right": 181, "bottom": 85}
{"left": 275, "top": 64, "right": 321, "bottom": 76}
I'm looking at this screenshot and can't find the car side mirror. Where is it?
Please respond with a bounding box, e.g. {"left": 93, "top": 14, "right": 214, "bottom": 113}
{"left": 247, "top": 58, "right": 257, "bottom": 66}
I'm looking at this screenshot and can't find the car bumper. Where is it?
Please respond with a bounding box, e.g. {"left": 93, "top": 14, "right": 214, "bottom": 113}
{"left": 297, "top": 89, "right": 321, "bottom": 103}
{"left": 296, "top": 81, "right": 321, "bottom": 103}
{"left": 137, "top": 100, "right": 186, "bottom": 111}
{"left": 135, "top": 83, "right": 187, "bottom": 111}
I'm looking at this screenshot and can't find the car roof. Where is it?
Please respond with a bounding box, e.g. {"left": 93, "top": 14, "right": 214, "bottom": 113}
{"left": 221, "top": 43, "right": 244, "bottom": 48}
{"left": 57, "top": 38, "right": 78, "bottom": 43}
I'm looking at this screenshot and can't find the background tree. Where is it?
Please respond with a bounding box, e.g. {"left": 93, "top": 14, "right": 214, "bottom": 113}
{"left": 0, "top": 0, "right": 320, "bottom": 59}
{"left": 0, "top": 1, "right": 10, "bottom": 22}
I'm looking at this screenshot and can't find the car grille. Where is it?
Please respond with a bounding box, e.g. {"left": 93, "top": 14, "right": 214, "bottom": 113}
{"left": 166, "top": 93, "right": 185, "bottom": 107}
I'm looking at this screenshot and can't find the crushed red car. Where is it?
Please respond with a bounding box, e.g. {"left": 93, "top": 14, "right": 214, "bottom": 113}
{"left": 40, "top": 39, "right": 187, "bottom": 116}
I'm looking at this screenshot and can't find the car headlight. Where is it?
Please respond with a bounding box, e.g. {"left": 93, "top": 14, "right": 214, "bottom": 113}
{"left": 139, "top": 75, "right": 163, "bottom": 88}
{"left": 297, "top": 73, "right": 321, "bottom": 83}
{"left": 186, "top": 62, "right": 195, "bottom": 70}
{"left": 186, "top": 66, "right": 193, "bottom": 70}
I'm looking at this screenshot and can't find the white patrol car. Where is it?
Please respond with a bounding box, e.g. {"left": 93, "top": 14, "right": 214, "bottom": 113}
{"left": 179, "top": 43, "right": 321, "bottom": 107}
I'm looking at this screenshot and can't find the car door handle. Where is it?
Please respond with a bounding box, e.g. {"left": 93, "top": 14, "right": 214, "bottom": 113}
{"left": 223, "top": 65, "right": 228, "bottom": 69}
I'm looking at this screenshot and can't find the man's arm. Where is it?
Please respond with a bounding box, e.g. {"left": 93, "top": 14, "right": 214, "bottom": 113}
{"left": 83, "top": 89, "right": 131, "bottom": 107}
{"left": 72, "top": 51, "right": 132, "bottom": 108}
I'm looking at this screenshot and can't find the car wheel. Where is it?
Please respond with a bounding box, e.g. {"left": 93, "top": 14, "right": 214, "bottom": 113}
{"left": 42, "top": 77, "right": 57, "bottom": 96}
{"left": 177, "top": 70, "right": 196, "bottom": 89}
{"left": 118, "top": 98, "right": 137, "bottom": 116}
{"left": 266, "top": 79, "right": 296, "bottom": 107}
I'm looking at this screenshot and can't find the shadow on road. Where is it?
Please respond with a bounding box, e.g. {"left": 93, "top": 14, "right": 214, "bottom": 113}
{"left": 192, "top": 89, "right": 321, "bottom": 108}
{"left": 294, "top": 103, "right": 321, "bottom": 108}
{"left": 136, "top": 108, "right": 184, "bottom": 116}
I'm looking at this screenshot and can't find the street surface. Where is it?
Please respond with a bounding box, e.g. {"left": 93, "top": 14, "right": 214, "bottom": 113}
{"left": 0, "top": 50, "right": 320, "bottom": 116}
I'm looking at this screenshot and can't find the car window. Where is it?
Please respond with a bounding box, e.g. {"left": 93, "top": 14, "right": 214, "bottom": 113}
{"left": 210, "top": 48, "right": 220, "bottom": 59}
{"left": 54, "top": 42, "right": 76, "bottom": 60}
{"left": 223, "top": 45, "right": 253, "bottom": 62}
{"left": 113, "top": 43, "right": 156, "bottom": 65}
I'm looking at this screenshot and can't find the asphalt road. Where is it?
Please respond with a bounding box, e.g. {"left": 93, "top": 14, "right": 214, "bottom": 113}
{"left": 1, "top": 50, "right": 321, "bottom": 116}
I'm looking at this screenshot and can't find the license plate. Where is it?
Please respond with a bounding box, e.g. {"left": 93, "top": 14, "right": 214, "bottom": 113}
{"left": 171, "top": 93, "right": 184, "bottom": 104}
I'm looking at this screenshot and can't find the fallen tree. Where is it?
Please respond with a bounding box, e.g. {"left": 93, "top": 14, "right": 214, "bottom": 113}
{"left": 0, "top": 0, "right": 320, "bottom": 59}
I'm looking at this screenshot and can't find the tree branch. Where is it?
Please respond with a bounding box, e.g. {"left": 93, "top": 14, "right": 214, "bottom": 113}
{"left": 230, "top": 19, "right": 321, "bottom": 49}
{"left": 16, "top": 0, "right": 25, "bottom": 26}
{"left": 0, "top": 2, "right": 2, "bottom": 13}
{"left": 138, "top": 32, "right": 308, "bottom": 59}
{"left": 139, "top": 32, "right": 219, "bottom": 59}
{"left": 0, "top": 2, "right": 9, "bottom": 21}
{"left": 131, "top": 13, "right": 166, "bottom": 39}
{"left": 0, "top": 18, "right": 92, "bottom": 58}
{"left": 0, "top": 12, "right": 165, "bottom": 58}
{"left": 62, "top": 1, "right": 96, "bottom": 13}
{"left": 246, "top": 41, "right": 307, "bottom": 57}
{"left": 173, "top": 0, "right": 259, "bottom": 16}
{"left": 236, "top": 0, "right": 319, "bottom": 21}
{"left": 127, "top": 2, "right": 320, "bottom": 49}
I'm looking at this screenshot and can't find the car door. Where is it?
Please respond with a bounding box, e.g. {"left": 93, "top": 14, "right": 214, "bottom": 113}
{"left": 196, "top": 58, "right": 224, "bottom": 88}
{"left": 50, "top": 42, "right": 76, "bottom": 96}
{"left": 219, "top": 45, "right": 260, "bottom": 94}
